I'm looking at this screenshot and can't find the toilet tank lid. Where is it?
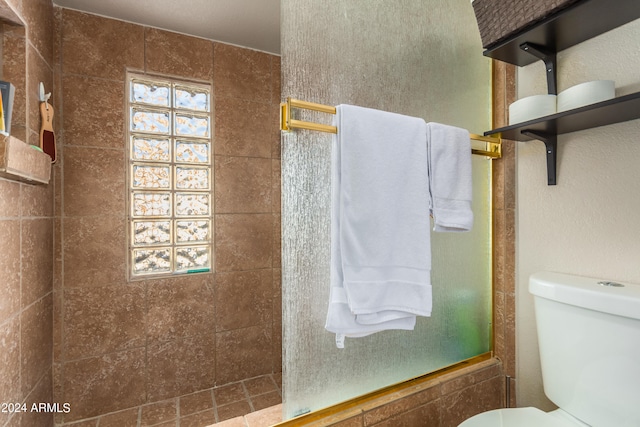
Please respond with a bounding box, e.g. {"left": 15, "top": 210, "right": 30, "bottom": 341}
{"left": 529, "top": 271, "right": 640, "bottom": 320}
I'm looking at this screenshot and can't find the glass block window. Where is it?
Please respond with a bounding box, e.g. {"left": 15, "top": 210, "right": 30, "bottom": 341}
{"left": 127, "top": 73, "right": 212, "bottom": 278}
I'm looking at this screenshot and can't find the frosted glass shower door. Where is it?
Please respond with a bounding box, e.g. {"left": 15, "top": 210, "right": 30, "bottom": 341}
{"left": 281, "top": 0, "right": 493, "bottom": 420}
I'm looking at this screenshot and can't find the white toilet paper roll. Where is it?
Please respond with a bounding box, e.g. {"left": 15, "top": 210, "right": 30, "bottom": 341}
{"left": 509, "top": 94, "right": 557, "bottom": 125}
{"left": 557, "top": 80, "right": 615, "bottom": 112}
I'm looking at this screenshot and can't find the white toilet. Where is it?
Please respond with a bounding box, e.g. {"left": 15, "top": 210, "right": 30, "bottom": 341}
{"left": 459, "top": 271, "right": 640, "bottom": 427}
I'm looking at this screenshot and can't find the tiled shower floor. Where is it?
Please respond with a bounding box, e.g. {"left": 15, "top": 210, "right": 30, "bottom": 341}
{"left": 60, "top": 373, "right": 282, "bottom": 427}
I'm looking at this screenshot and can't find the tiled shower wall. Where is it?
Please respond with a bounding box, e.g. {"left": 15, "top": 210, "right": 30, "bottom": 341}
{"left": 0, "top": 0, "right": 55, "bottom": 426}
{"left": 491, "top": 60, "right": 517, "bottom": 406}
{"left": 53, "top": 7, "right": 281, "bottom": 423}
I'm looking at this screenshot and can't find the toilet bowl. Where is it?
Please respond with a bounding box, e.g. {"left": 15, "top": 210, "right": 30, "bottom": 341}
{"left": 457, "top": 272, "right": 640, "bottom": 427}
{"left": 459, "top": 408, "right": 589, "bottom": 427}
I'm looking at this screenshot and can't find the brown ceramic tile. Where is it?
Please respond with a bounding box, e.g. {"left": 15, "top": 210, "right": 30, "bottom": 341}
{"left": 145, "top": 28, "right": 213, "bottom": 82}
{"left": 270, "top": 109, "right": 281, "bottom": 163}
{"left": 62, "top": 216, "right": 126, "bottom": 287}
{"left": 491, "top": 57, "right": 517, "bottom": 394}
{"left": 493, "top": 208, "right": 506, "bottom": 293}
{"left": 505, "top": 64, "right": 517, "bottom": 105}
{"left": 493, "top": 168, "right": 505, "bottom": 215}
{"left": 215, "top": 325, "right": 272, "bottom": 385}
{"left": 61, "top": 419, "right": 98, "bottom": 427}
{"left": 53, "top": 5, "right": 62, "bottom": 68}
{"left": 53, "top": 290, "right": 63, "bottom": 362}
{"left": 21, "top": 218, "right": 54, "bottom": 307}
{"left": 215, "top": 156, "right": 273, "bottom": 214}
{"left": 217, "top": 400, "right": 252, "bottom": 423}
{"left": 0, "top": 316, "right": 21, "bottom": 426}
{"left": 214, "top": 43, "right": 272, "bottom": 102}
{"left": 141, "top": 421, "right": 176, "bottom": 427}
{"left": 508, "top": 377, "right": 517, "bottom": 408}
{"left": 63, "top": 284, "right": 145, "bottom": 360}
{"left": 244, "top": 375, "right": 277, "bottom": 397}
{"left": 3, "top": 412, "right": 20, "bottom": 427}
{"left": 21, "top": 367, "right": 54, "bottom": 426}
{"left": 250, "top": 391, "right": 282, "bottom": 412}
{"left": 492, "top": 61, "right": 507, "bottom": 128}
{"left": 20, "top": 178, "right": 54, "bottom": 217}
{"left": 180, "top": 409, "right": 217, "bottom": 427}
{"left": 504, "top": 293, "right": 517, "bottom": 378}
{"left": 19, "top": 405, "right": 55, "bottom": 427}
{"left": 52, "top": 362, "right": 64, "bottom": 425}
{"left": 213, "top": 382, "right": 246, "bottom": 406}
{"left": 61, "top": 9, "right": 144, "bottom": 80}
{"left": 27, "top": 127, "right": 41, "bottom": 148}
{"left": 272, "top": 372, "right": 282, "bottom": 389}
{"left": 271, "top": 58, "right": 281, "bottom": 105}
{"left": 140, "top": 398, "right": 177, "bottom": 426}
{"left": 271, "top": 160, "right": 281, "bottom": 212}
{"left": 97, "top": 407, "right": 139, "bottom": 427}
{"left": 180, "top": 389, "right": 214, "bottom": 416}
{"left": 22, "top": 0, "right": 54, "bottom": 67}
{"left": 493, "top": 291, "right": 506, "bottom": 365}
{"left": 441, "top": 376, "right": 504, "bottom": 427}
{"left": 53, "top": 151, "right": 63, "bottom": 215}
{"left": 61, "top": 75, "right": 125, "bottom": 149}
{"left": 146, "top": 275, "right": 215, "bottom": 343}
{"left": 503, "top": 142, "right": 517, "bottom": 211}
{"left": 2, "top": 30, "right": 26, "bottom": 130}
{"left": 62, "top": 348, "right": 146, "bottom": 421}
{"left": 20, "top": 295, "right": 53, "bottom": 396}
{"left": 215, "top": 214, "right": 273, "bottom": 272}
{"left": 2, "top": 19, "right": 25, "bottom": 36}
{"left": 146, "top": 335, "right": 216, "bottom": 402}
{"left": 0, "top": 179, "right": 21, "bottom": 217}
{"left": 214, "top": 98, "right": 273, "bottom": 158}
{"left": 215, "top": 270, "right": 273, "bottom": 332}
{"left": 52, "top": 218, "right": 62, "bottom": 294}
{"left": 363, "top": 385, "right": 439, "bottom": 426}
{"left": 272, "top": 214, "right": 281, "bottom": 269}
{"left": 440, "top": 364, "right": 502, "bottom": 396}
{"left": 504, "top": 208, "right": 516, "bottom": 284}
{"left": 368, "top": 401, "right": 440, "bottom": 427}
{"left": 0, "top": 220, "right": 21, "bottom": 322}
{"left": 63, "top": 146, "right": 125, "bottom": 216}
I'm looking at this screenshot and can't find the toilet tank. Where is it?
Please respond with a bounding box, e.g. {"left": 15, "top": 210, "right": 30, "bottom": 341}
{"left": 530, "top": 272, "right": 640, "bottom": 427}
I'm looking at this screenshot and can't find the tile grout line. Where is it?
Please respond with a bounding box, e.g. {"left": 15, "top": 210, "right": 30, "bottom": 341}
{"left": 240, "top": 381, "right": 256, "bottom": 413}
{"left": 211, "top": 387, "right": 220, "bottom": 424}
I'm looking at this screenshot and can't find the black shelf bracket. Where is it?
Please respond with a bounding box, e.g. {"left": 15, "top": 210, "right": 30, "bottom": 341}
{"left": 521, "top": 130, "right": 557, "bottom": 185}
{"left": 519, "top": 42, "right": 557, "bottom": 95}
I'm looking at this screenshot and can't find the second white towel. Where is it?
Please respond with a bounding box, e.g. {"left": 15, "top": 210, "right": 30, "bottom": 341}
{"left": 325, "top": 104, "right": 432, "bottom": 346}
{"left": 426, "top": 122, "right": 473, "bottom": 232}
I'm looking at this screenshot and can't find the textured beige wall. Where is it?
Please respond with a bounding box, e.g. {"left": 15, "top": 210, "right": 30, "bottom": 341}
{"left": 516, "top": 19, "right": 640, "bottom": 409}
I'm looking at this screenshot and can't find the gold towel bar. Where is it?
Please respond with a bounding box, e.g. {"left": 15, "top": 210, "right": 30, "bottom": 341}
{"left": 280, "top": 97, "right": 502, "bottom": 159}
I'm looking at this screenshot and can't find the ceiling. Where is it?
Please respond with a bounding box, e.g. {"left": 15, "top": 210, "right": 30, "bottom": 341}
{"left": 52, "top": 0, "right": 281, "bottom": 54}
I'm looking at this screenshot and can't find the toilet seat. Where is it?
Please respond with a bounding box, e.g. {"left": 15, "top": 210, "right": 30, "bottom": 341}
{"left": 458, "top": 407, "right": 587, "bottom": 427}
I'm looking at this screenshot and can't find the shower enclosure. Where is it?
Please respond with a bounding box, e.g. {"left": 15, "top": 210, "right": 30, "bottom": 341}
{"left": 281, "top": 0, "right": 493, "bottom": 419}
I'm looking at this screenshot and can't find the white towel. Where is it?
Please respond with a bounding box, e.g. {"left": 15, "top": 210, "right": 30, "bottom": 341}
{"left": 325, "top": 104, "right": 432, "bottom": 347}
{"left": 426, "top": 122, "right": 473, "bottom": 232}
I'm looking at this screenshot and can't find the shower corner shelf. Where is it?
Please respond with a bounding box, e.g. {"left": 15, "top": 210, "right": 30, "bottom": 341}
{"left": 0, "top": 135, "right": 52, "bottom": 185}
{"left": 480, "top": 0, "right": 640, "bottom": 185}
